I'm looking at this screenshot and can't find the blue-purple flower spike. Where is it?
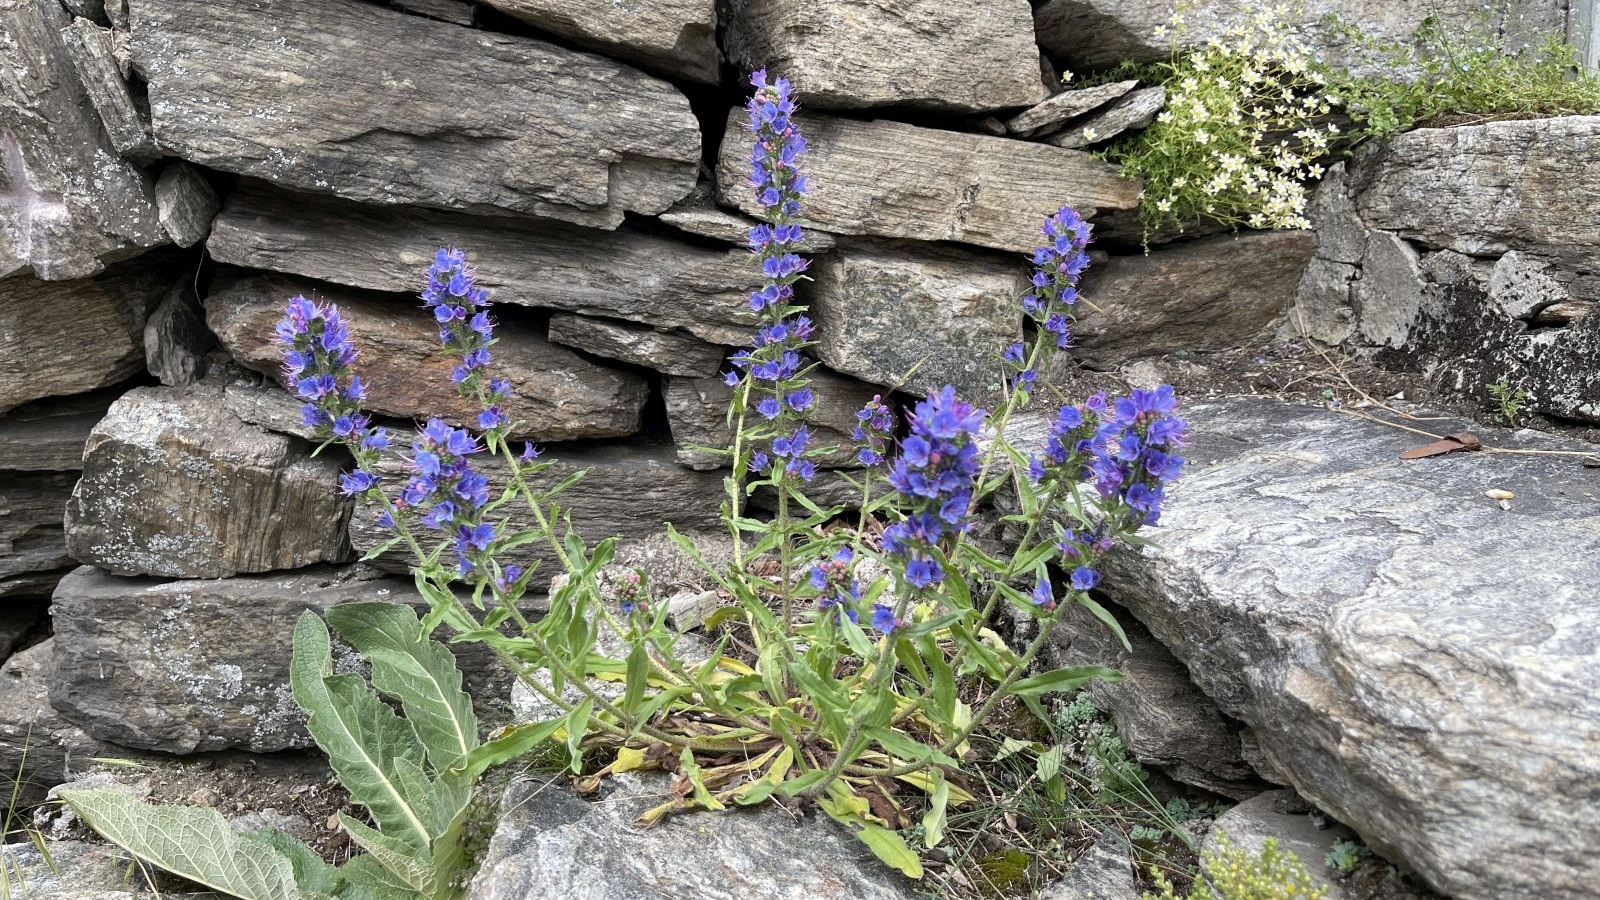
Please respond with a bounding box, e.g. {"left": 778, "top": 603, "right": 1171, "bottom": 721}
{"left": 422, "top": 247, "right": 511, "bottom": 435}
{"left": 726, "top": 70, "right": 817, "bottom": 483}
{"left": 1022, "top": 206, "right": 1093, "bottom": 355}
{"left": 276, "top": 294, "right": 391, "bottom": 525}
{"left": 881, "top": 386, "right": 987, "bottom": 592}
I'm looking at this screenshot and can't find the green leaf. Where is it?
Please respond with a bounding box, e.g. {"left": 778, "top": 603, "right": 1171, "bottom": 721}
{"left": 58, "top": 788, "right": 300, "bottom": 900}
{"left": 452, "top": 719, "right": 563, "bottom": 779}
{"left": 1077, "top": 595, "right": 1132, "bottom": 652}
{"left": 818, "top": 790, "right": 924, "bottom": 879}
{"left": 290, "top": 614, "right": 433, "bottom": 850}
{"left": 564, "top": 699, "right": 594, "bottom": 773}
{"left": 250, "top": 828, "right": 338, "bottom": 896}
{"left": 325, "top": 603, "right": 479, "bottom": 772}
{"left": 339, "top": 815, "right": 432, "bottom": 892}
{"left": 921, "top": 770, "right": 950, "bottom": 849}
{"left": 622, "top": 643, "right": 650, "bottom": 713}
{"left": 1007, "top": 665, "right": 1123, "bottom": 699}
{"left": 865, "top": 727, "right": 961, "bottom": 769}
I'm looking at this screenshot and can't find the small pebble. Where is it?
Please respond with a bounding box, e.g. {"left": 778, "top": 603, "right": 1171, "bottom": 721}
{"left": 1485, "top": 489, "right": 1514, "bottom": 500}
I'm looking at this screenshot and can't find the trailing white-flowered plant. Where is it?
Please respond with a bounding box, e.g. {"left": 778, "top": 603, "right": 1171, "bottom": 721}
{"left": 1102, "top": 1, "right": 1338, "bottom": 236}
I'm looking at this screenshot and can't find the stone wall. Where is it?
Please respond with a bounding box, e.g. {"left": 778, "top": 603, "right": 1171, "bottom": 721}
{"left": 2, "top": 1, "right": 1597, "bottom": 897}
{"left": 1, "top": 0, "right": 1326, "bottom": 783}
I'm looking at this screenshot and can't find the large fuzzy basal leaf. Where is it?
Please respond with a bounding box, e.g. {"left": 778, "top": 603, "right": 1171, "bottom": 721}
{"left": 324, "top": 602, "right": 479, "bottom": 771}
{"left": 290, "top": 613, "right": 433, "bottom": 851}
{"left": 57, "top": 788, "right": 302, "bottom": 900}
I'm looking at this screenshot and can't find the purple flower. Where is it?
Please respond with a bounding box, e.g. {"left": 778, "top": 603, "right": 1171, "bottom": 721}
{"left": 851, "top": 395, "right": 895, "bottom": 469}
{"left": 1031, "top": 576, "right": 1055, "bottom": 611}
{"left": 1070, "top": 566, "right": 1101, "bottom": 591}
{"left": 340, "top": 470, "right": 377, "bottom": 495}
{"left": 871, "top": 604, "right": 901, "bottom": 634}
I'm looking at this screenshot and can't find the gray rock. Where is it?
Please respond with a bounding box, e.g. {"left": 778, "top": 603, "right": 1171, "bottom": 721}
{"left": 547, "top": 313, "right": 727, "bottom": 378}
{"left": 1033, "top": 0, "right": 1568, "bottom": 71}
{"left": 0, "top": 641, "right": 108, "bottom": 809}
{"left": 57, "top": 15, "right": 157, "bottom": 163}
{"left": 1005, "top": 80, "right": 1138, "bottom": 138}
{"left": 218, "top": 377, "right": 321, "bottom": 441}
{"left": 481, "top": 0, "right": 716, "bottom": 83}
{"left": 715, "top": 110, "right": 1140, "bottom": 254}
{"left": 1043, "top": 601, "right": 1268, "bottom": 799}
{"left": 131, "top": 0, "right": 700, "bottom": 229}
{"left": 0, "top": 252, "right": 175, "bottom": 413}
{"left": 468, "top": 773, "right": 921, "bottom": 900}
{"left": 722, "top": 0, "right": 1042, "bottom": 113}
{"left": 350, "top": 443, "right": 726, "bottom": 583}
{"left": 1203, "top": 791, "right": 1360, "bottom": 900}
{"left": 391, "top": 0, "right": 475, "bottom": 26}
{"left": 0, "top": 389, "right": 117, "bottom": 472}
{"left": 1289, "top": 257, "right": 1358, "bottom": 345}
{"left": 1038, "top": 832, "right": 1139, "bottom": 900}
{"left": 1099, "top": 397, "right": 1600, "bottom": 900}
{"left": 1306, "top": 163, "right": 1367, "bottom": 266}
{"left": 1486, "top": 250, "right": 1568, "bottom": 321}
{"left": 145, "top": 279, "right": 215, "bottom": 386}
{"left": 658, "top": 200, "right": 838, "bottom": 252}
{"left": 0, "top": 471, "right": 76, "bottom": 599}
{"left": 1073, "top": 231, "right": 1315, "bottom": 367}
{"left": 48, "top": 564, "right": 524, "bottom": 754}
{"left": 64, "top": 383, "right": 352, "bottom": 578}
{"left": 207, "top": 183, "right": 761, "bottom": 345}
{"left": 1408, "top": 253, "right": 1600, "bottom": 424}
{"left": 1044, "top": 86, "right": 1165, "bottom": 149}
{"left": 204, "top": 273, "right": 649, "bottom": 441}
{"left": 0, "top": 839, "right": 205, "bottom": 900}
{"left": 153, "top": 160, "right": 221, "bottom": 249}
{"left": 808, "top": 241, "right": 1025, "bottom": 398}
{"left": 1350, "top": 117, "right": 1600, "bottom": 274}
{"left": 663, "top": 367, "right": 881, "bottom": 470}
{"left": 0, "top": 0, "right": 165, "bottom": 280}
{"left": 1353, "top": 231, "right": 1425, "bottom": 348}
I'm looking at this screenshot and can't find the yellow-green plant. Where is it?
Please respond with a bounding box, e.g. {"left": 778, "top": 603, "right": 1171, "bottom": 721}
{"left": 1145, "top": 835, "right": 1327, "bottom": 900}
{"left": 1325, "top": 11, "right": 1600, "bottom": 142}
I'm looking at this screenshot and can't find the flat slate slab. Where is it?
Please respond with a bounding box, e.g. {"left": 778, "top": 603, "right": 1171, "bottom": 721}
{"left": 131, "top": 0, "right": 700, "bottom": 229}
{"left": 1099, "top": 396, "right": 1600, "bottom": 900}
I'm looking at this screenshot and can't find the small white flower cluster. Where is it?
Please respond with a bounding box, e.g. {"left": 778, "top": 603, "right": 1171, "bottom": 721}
{"left": 1134, "top": 2, "right": 1340, "bottom": 231}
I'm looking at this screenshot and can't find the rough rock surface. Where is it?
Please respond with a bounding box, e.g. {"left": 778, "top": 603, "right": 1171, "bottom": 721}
{"left": 0, "top": 251, "right": 175, "bottom": 413}
{"left": 0, "top": 390, "right": 115, "bottom": 471}
{"left": 547, "top": 313, "right": 726, "bottom": 378}
{"left": 1044, "top": 601, "right": 1268, "bottom": 799}
{"left": 663, "top": 367, "right": 881, "bottom": 470}
{"left": 481, "top": 0, "right": 717, "bottom": 83}
{"left": 49, "top": 565, "right": 521, "bottom": 754}
{"left": 808, "top": 241, "right": 1024, "bottom": 397}
{"left": 1044, "top": 86, "right": 1165, "bottom": 149}
{"left": 0, "top": 471, "right": 77, "bottom": 599}
{"left": 206, "top": 273, "right": 649, "bottom": 441}
{"left": 658, "top": 192, "right": 837, "bottom": 252}
{"left": 722, "top": 0, "right": 1043, "bottom": 113}
{"left": 64, "top": 383, "right": 352, "bottom": 578}
{"left": 58, "top": 15, "right": 157, "bottom": 163}
{"left": 1409, "top": 251, "right": 1600, "bottom": 424}
{"left": 1203, "top": 791, "right": 1359, "bottom": 900}
{"left": 131, "top": 0, "right": 700, "bottom": 229}
{"left": 715, "top": 111, "right": 1139, "bottom": 254}
{"left": 208, "top": 184, "right": 760, "bottom": 345}
{"left": 1073, "top": 231, "right": 1315, "bottom": 367}
{"left": 1350, "top": 117, "right": 1600, "bottom": 274}
{"left": 0, "top": 838, "right": 211, "bottom": 899}
{"left": 0, "top": 0, "right": 165, "bottom": 280}
{"left": 468, "top": 773, "right": 921, "bottom": 900}
{"left": 145, "top": 280, "right": 215, "bottom": 386}
{"left": 0, "top": 641, "right": 108, "bottom": 808}
{"left": 1099, "top": 397, "right": 1600, "bottom": 900}
{"left": 1034, "top": 0, "right": 1569, "bottom": 70}
{"left": 153, "top": 160, "right": 221, "bottom": 248}
{"left": 351, "top": 443, "right": 726, "bottom": 581}
{"left": 1038, "top": 832, "right": 1139, "bottom": 900}
{"left": 1005, "top": 80, "right": 1137, "bottom": 138}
